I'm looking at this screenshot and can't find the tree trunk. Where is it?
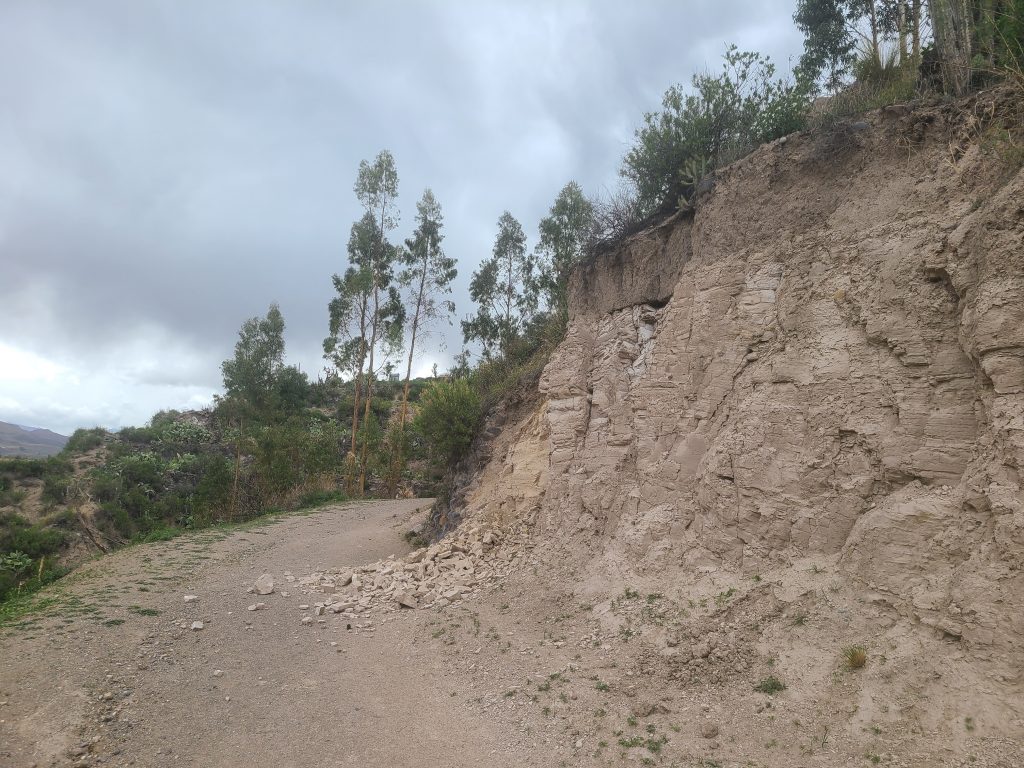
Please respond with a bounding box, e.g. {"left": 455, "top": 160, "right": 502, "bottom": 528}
{"left": 358, "top": 284, "right": 380, "bottom": 496}
{"left": 232, "top": 418, "right": 242, "bottom": 521}
{"left": 928, "top": 0, "right": 974, "bottom": 94}
{"left": 388, "top": 260, "right": 427, "bottom": 497}
{"left": 347, "top": 297, "right": 369, "bottom": 495}
{"left": 912, "top": 0, "right": 922, "bottom": 62}
{"left": 898, "top": 1, "right": 909, "bottom": 64}
{"left": 977, "top": 0, "right": 997, "bottom": 68}
{"left": 869, "top": 1, "right": 881, "bottom": 65}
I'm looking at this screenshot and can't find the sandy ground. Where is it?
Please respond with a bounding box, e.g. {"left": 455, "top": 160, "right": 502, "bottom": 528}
{"left": 3, "top": 499, "right": 1021, "bottom": 768}
{"left": 0, "top": 500, "right": 543, "bottom": 768}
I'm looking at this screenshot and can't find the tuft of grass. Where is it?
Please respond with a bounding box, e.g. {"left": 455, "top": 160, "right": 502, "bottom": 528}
{"left": 595, "top": 680, "right": 610, "bottom": 692}
{"left": 296, "top": 489, "right": 349, "bottom": 510}
{"left": 754, "top": 676, "right": 787, "bottom": 695}
{"left": 843, "top": 645, "right": 868, "bottom": 670}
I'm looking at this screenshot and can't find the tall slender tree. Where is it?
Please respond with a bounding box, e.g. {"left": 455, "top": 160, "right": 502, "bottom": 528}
{"left": 385, "top": 189, "right": 457, "bottom": 496}
{"left": 220, "top": 303, "right": 291, "bottom": 516}
{"left": 795, "top": 0, "right": 859, "bottom": 91}
{"left": 462, "top": 212, "right": 534, "bottom": 359}
{"left": 324, "top": 215, "right": 377, "bottom": 492}
{"left": 353, "top": 150, "right": 402, "bottom": 495}
{"left": 928, "top": 0, "right": 975, "bottom": 94}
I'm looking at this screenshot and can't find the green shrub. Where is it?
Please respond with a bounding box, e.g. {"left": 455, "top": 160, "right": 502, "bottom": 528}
{"left": 622, "top": 45, "right": 811, "bottom": 214}
{"left": 0, "top": 511, "right": 67, "bottom": 602}
{"left": 158, "top": 420, "right": 212, "bottom": 447}
{"left": 40, "top": 472, "right": 71, "bottom": 506}
{"left": 414, "top": 379, "right": 482, "bottom": 466}
{"left": 118, "top": 425, "right": 159, "bottom": 444}
{"left": 63, "top": 427, "right": 108, "bottom": 455}
{"left": 754, "top": 676, "right": 787, "bottom": 695}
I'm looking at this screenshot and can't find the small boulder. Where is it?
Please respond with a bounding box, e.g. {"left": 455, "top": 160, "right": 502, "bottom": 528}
{"left": 701, "top": 723, "right": 720, "bottom": 739}
{"left": 394, "top": 591, "right": 419, "bottom": 609}
{"left": 183, "top": 595, "right": 199, "bottom": 604}
{"left": 252, "top": 573, "right": 275, "bottom": 595}
{"left": 190, "top": 621, "right": 204, "bottom": 631}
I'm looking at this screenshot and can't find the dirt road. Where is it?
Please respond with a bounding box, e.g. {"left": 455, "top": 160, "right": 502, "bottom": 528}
{"left": 0, "top": 500, "right": 547, "bottom": 768}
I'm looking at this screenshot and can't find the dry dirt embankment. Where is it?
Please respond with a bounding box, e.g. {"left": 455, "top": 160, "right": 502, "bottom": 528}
{"left": 441, "top": 92, "right": 1024, "bottom": 766}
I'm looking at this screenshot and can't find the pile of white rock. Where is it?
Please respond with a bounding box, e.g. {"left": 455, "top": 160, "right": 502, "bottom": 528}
{"left": 291, "top": 524, "right": 530, "bottom": 616}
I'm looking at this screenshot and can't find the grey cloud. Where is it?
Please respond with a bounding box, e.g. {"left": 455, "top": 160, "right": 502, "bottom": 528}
{"left": 0, "top": 0, "right": 800, "bottom": 431}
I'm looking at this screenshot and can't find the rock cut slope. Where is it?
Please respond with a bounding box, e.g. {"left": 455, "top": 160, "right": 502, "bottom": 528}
{"left": 445, "top": 90, "right": 1024, "bottom": 762}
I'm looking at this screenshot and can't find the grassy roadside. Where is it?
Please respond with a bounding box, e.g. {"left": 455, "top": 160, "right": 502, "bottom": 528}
{"left": 0, "top": 492, "right": 352, "bottom": 629}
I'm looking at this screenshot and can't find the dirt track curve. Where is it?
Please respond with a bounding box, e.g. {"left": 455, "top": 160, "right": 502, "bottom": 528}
{"left": 0, "top": 500, "right": 542, "bottom": 768}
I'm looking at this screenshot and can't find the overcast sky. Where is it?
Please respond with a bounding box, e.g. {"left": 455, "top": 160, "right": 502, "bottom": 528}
{"left": 0, "top": 0, "right": 801, "bottom": 435}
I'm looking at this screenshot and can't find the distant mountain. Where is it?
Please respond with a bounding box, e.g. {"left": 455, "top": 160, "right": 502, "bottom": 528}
{"left": 0, "top": 421, "right": 68, "bottom": 457}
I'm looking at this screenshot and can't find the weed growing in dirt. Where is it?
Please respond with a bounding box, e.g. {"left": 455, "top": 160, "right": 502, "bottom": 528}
{"left": 843, "top": 645, "right": 868, "bottom": 670}
{"left": 755, "top": 676, "right": 787, "bottom": 694}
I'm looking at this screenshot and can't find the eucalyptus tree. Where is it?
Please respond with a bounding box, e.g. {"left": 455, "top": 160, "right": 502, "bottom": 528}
{"left": 383, "top": 189, "right": 457, "bottom": 496}
{"left": 795, "top": 0, "right": 858, "bottom": 91}
{"left": 534, "top": 182, "right": 594, "bottom": 316}
{"left": 462, "top": 211, "right": 535, "bottom": 359}
{"left": 324, "top": 214, "right": 376, "bottom": 487}
{"left": 222, "top": 303, "right": 286, "bottom": 414}
{"left": 398, "top": 189, "right": 456, "bottom": 424}
{"left": 353, "top": 150, "right": 403, "bottom": 494}
{"left": 324, "top": 150, "right": 404, "bottom": 495}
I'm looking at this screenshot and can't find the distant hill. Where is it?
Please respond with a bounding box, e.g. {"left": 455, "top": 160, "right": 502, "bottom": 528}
{"left": 0, "top": 421, "right": 68, "bottom": 457}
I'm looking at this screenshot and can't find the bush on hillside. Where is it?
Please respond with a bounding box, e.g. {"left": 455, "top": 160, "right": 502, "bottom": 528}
{"left": 414, "top": 379, "right": 482, "bottom": 466}
{"left": 63, "top": 427, "right": 108, "bottom": 455}
{"left": 622, "top": 46, "right": 811, "bottom": 214}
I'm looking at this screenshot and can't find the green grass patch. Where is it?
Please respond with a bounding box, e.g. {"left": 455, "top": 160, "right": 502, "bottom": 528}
{"left": 754, "top": 675, "right": 787, "bottom": 695}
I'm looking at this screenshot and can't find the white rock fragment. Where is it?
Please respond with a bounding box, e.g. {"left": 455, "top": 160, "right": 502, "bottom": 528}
{"left": 394, "top": 591, "right": 419, "bottom": 609}
{"left": 190, "top": 621, "right": 204, "bottom": 631}
{"left": 183, "top": 595, "right": 199, "bottom": 604}
{"left": 251, "top": 573, "right": 275, "bottom": 595}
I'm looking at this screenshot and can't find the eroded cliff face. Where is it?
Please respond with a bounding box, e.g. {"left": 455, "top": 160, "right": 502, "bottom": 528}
{"left": 457, "top": 94, "right": 1024, "bottom": 727}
